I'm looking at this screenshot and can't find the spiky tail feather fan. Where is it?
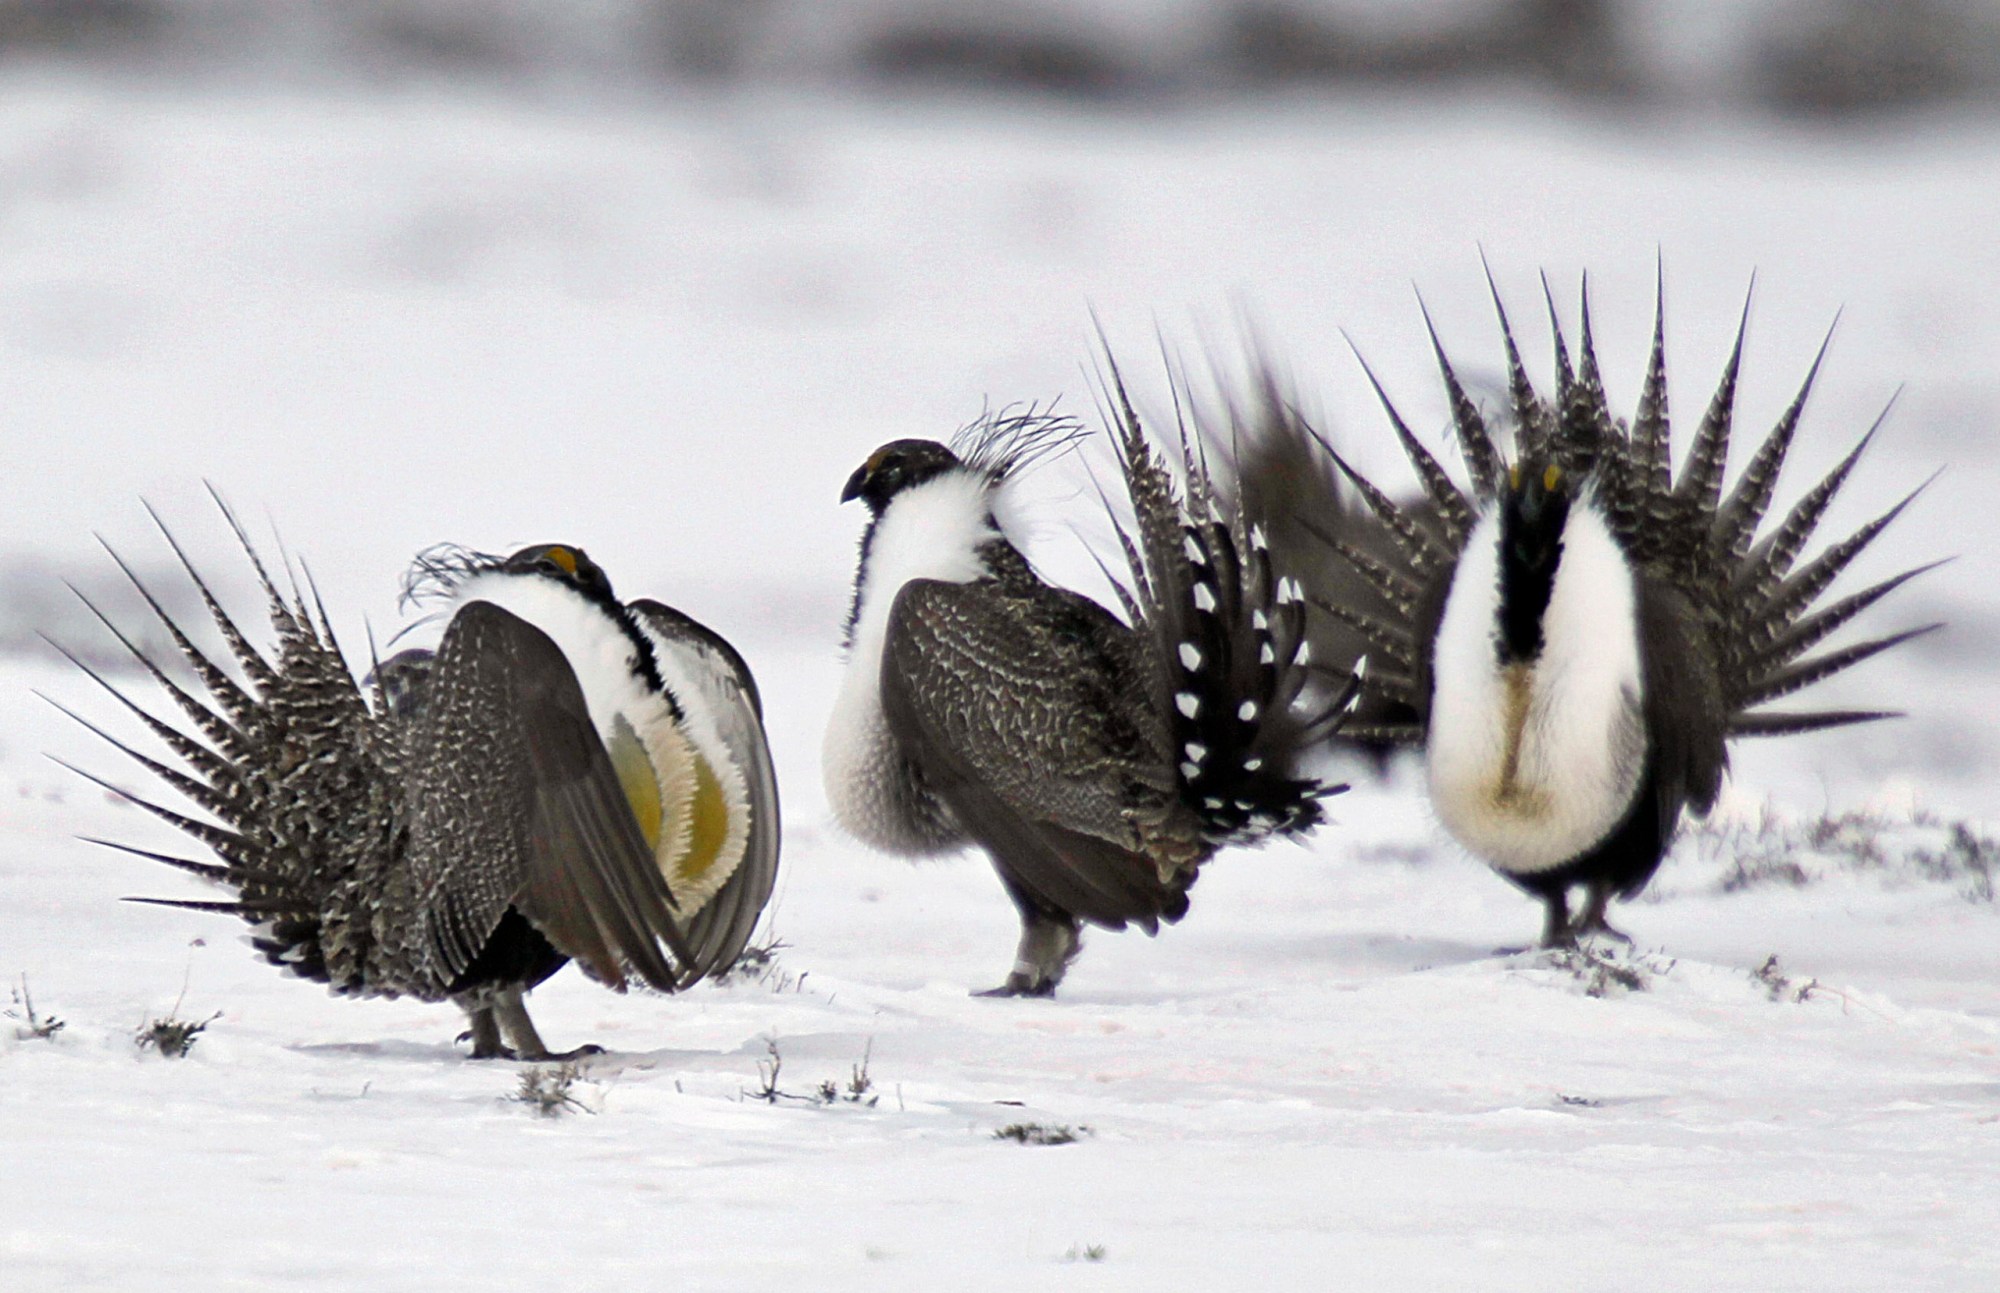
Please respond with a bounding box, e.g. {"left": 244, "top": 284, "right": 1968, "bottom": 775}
{"left": 1094, "top": 360, "right": 1356, "bottom": 847}
{"left": 1288, "top": 268, "right": 1940, "bottom": 746}
{"left": 1221, "top": 365, "right": 1445, "bottom": 749}
{"left": 49, "top": 494, "right": 399, "bottom": 994}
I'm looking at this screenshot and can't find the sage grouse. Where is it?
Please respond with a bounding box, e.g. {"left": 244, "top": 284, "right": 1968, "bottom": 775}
{"left": 1302, "top": 277, "right": 1937, "bottom": 947}
{"left": 55, "top": 513, "right": 780, "bottom": 1058}
{"left": 823, "top": 403, "right": 1352, "bottom": 996}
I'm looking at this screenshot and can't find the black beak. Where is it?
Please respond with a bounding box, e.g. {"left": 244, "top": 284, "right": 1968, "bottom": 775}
{"left": 840, "top": 464, "right": 869, "bottom": 504}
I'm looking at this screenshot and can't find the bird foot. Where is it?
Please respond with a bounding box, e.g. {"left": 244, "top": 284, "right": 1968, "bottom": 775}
{"left": 530, "top": 1043, "right": 608, "bottom": 1063}
{"left": 973, "top": 977, "right": 1056, "bottom": 999}
{"left": 463, "top": 1036, "right": 522, "bottom": 1062}
{"left": 1569, "top": 918, "right": 1633, "bottom": 947}
{"left": 458, "top": 1032, "right": 605, "bottom": 1062}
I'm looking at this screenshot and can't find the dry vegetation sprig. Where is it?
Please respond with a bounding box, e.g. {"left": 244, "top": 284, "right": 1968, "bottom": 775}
{"left": 136, "top": 943, "right": 219, "bottom": 1059}
{"left": 710, "top": 934, "right": 792, "bottom": 987}
{"left": 513, "top": 1063, "right": 595, "bottom": 1118}
{"left": 1689, "top": 808, "right": 1998, "bottom": 904}
{"left": 994, "top": 1122, "right": 1091, "bottom": 1146}
{"left": 136, "top": 1012, "right": 220, "bottom": 1058}
{"left": 745, "top": 1036, "right": 882, "bottom": 1107}
{"left": 1539, "top": 944, "right": 1676, "bottom": 998}
{"left": 1751, "top": 954, "right": 1821, "bottom": 1004}
{"left": 6, "top": 975, "right": 64, "bottom": 1041}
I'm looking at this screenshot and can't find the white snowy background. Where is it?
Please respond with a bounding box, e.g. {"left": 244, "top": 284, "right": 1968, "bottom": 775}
{"left": 1, "top": 4, "right": 1996, "bottom": 1289}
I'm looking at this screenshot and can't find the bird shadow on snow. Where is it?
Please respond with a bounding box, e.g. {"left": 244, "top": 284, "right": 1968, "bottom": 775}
{"left": 1237, "top": 929, "right": 1501, "bottom": 976}
{"left": 289, "top": 1039, "right": 470, "bottom": 1064}
{"left": 290, "top": 1038, "right": 757, "bottom": 1076}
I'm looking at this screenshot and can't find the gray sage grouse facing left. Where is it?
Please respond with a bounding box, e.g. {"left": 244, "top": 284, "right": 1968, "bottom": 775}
{"left": 53, "top": 510, "right": 779, "bottom": 1059}
{"left": 823, "top": 399, "right": 1356, "bottom": 997}
{"left": 1295, "top": 274, "right": 1938, "bottom": 949}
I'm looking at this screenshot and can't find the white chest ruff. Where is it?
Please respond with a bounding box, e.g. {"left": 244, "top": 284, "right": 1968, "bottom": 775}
{"left": 823, "top": 469, "right": 1003, "bottom": 854}
{"left": 451, "top": 572, "right": 751, "bottom": 915}
{"left": 1425, "top": 504, "right": 1648, "bottom": 875}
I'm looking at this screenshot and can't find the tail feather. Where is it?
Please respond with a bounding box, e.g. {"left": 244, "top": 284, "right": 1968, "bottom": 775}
{"left": 1729, "top": 708, "right": 1902, "bottom": 738}
{"left": 1307, "top": 596, "right": 1419, "bottom": 673}
{"left": 42, "top": 697, "right": 239, "bottom": 826}
{"left": 58, "top": 506, "right": 399, "bottom": 993}
{"left": 40, "top": 637, "right": 245, "bottom": 798}
{"left": 96, "top": 538, "right": 266, "bottom": 741}
{"left": 143, "top": 499, "right": 283, "bottom": 695}
{"left": 1572, "top": 281, "right": 1611, "bottom": 425}
{"left": 124, "top": 896, "right": 298, "bottom": 916}
{"left": 1672, "top": 286, "right": 1753, "bottom": 514}
{"left": 1539, "top": 271, "right": 1577, "bottom": 431}
{"left": 1099, "top": 357, "right": 1348, "bottom": 848}
{"left": 1289, "top": 269, "right": 1936, "bottom": 755}
{"left": 1483, "top": 255, "right": 1553, "bottom": 456}
{"left": 1739, "top": 623, "right": 1941, "bottom": 709}
{"left": 62, "top": 581, "right": 256, "bottom": 768}
{"left": 1631, "top": 268, "right": 1673, "bottom": 495}
{"left": 1416, "top": 293, "right": 1504, "bottom": 499}
{"left": 1345, "top": 337, "right": 1474, "bottom": 545}
{"left": 1712, "top": 323, "right": 1833, "bottom": 558}
{"left": 80, "top": 836, "right": 233, "bottom": 883}
{"left": 1295, "top": 515, "right": 1421, "bottom": 617}
{"left": 1747, "top": 559, "right": 1947, "bottom": 672}
{"left": 1751, "top": 479, "right": 1930, "bottom": 649}
{"left": 49, "top": 755, "right": 250, "bottom": 863}
{"left": 1307, "top": 431, "right": 1453, "bottom": 577}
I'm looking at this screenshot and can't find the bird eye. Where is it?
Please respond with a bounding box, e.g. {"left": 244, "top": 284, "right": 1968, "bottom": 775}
{"left": 1508, "top": 463, "right": 1522, "bottom": 490}
{"left": 1543, "top": 465, "right": 1562, "bottom": 491}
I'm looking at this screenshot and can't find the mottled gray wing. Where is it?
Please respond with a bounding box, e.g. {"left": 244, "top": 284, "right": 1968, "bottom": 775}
{"left": 628, "top": 599, "right": 781, "bottom": 979}
{"left": 401, "top": 601, "right": 692, "bottom": 993}
{"left": 880, "top": 578, "right": 1187, "bottom": 929}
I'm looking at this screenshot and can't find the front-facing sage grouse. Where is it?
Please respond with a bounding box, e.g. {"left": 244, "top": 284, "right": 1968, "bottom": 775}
{"left": 823, "top": 400, "right": 1354, "bottom": 997}
{"left": 54, "top": 512, "right": 779, "bottom": 1058}
{"left": 1297, "top": 275, "right": 1938, "bottom": 948}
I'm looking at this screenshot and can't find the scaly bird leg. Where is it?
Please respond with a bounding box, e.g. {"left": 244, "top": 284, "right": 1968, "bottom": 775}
{"left": 976, "top": 907, "right": 1080, "bottom": 999}
{"left": 1569, "top": 883, "right": 1633, "bottom": 945}
{"left": 459, "top": 1001, "right": 512, "bottom": 1060}
{"left": 494, "top": 986, "right": 603, "bottom": 1062}
{"left": 1537, "top": 889, "right": 1575, "bottom": 951}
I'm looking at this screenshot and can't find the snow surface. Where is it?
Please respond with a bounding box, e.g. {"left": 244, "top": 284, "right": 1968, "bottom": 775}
{"left": 1, "top": 72, "right": 1996, "bottom": 1290}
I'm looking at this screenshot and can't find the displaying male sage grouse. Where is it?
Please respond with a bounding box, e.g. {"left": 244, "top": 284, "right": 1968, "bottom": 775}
{"left": 1297, "top": 277, "right": 1938, "bottom": 947}
{"left": 53, "top": 510, "right": 779, "bottom": 1058}
{"left": 824, "top": 401, "right": 1355, "bottom": 996}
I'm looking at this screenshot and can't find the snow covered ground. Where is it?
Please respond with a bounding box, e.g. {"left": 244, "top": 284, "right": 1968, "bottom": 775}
{"left": 1, "top": 72, "right": 1995, "bottom": 1289}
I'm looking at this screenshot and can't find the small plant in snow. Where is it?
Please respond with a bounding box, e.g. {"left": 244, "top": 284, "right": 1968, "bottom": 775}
{"left": 994, "top": 1122, "right": 1090, "bottom": 1146}
{"left": 746, "top": 1036, "right": 786, "bottom": 1103}
{"left": 1911, "top": 823, "right": 1998, "bottom": 903}
{"left": 1685, "top": 807, "right": 1999, "bottom": 904}
{"left": 1062, "top": 1243, "right": 1108, "bottom": 1263}
{"left": 513, "top": 1063, "right": 594, "bottom": 1118}
{"left": 837, "top": 1038, "right": 880, "bottom": 1107}
{"left": 136, "top": 1010, "right": 220, "bottom": 1058}
{"left": 1541, "top": 943, "right": 1674, "bottom": 998}
{"left": 137, "top": 942, "right": 219, "bottom": 1058}
{"left": 708, "top": 932, "right": 792, "bottom": 992}
{"left": 1750, "top": 954, "right": 1821, "bottom": 1004}
{"left": 6, "top": 975, "right": 64, "bottom": 1041}
{"left": 748, "top": 1037, "right": 884, "bottom": 1107}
